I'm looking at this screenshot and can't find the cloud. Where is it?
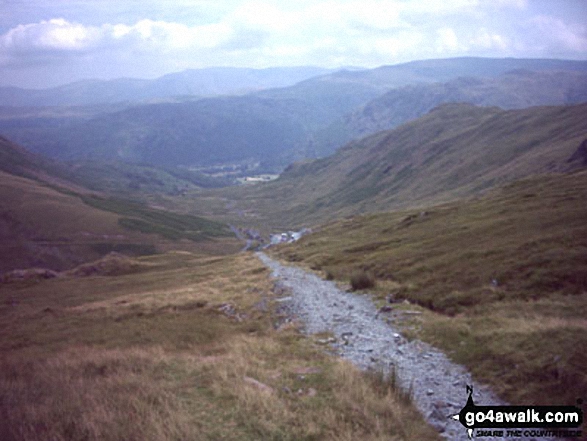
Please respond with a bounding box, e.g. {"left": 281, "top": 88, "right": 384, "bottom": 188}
{"left": 0, "top": 17, "right": 239, "bottom": 69}
{"left": 1, "top": 1, "right": 586, "bottom": 87}
{"left": 436, "top": 28, "right": 462, "bottom": 53}
{"left": 0, "top": 19, "right": 102, "bottom": 53}
{"left": 527, "top": 15, "right": 587, "bottom": 53}
{"left": 470, "top": 28, "right": 509, "bottom": 51}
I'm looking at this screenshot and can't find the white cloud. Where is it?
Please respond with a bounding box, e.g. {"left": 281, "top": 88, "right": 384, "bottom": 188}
{"left": 436, "top": 27, "right": 462, "bottom": 53}
{"left": 528, "top": 15, "right": 587, "bottom": 53}
{"left": 0, "top": 18, "right": 235, "bottom": 60}
{"left": 0, "top": 19, "right": 102, "bottom": 53}
{"left": 1, "top": 0, "right": 586, "bottom": 87}
{"left": 471, "top": 28, "right": 509, "bottom": 51}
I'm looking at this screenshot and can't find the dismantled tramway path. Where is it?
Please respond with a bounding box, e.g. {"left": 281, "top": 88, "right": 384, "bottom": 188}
{"left": 257, "top": 252, "right": 556, "bottom": 441}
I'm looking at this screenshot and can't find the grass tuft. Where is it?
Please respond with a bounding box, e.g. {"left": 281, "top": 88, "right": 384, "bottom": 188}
{"left": 350, "top": 270, "right": 377, "bottom": 291}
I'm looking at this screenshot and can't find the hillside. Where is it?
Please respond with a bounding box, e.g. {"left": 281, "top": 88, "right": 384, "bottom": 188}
{"left": 269, "top": 169, "right": 587, "bottom": 407}
{"left": 0, "top": 137, "right": 239, "bottom": 273}
{"left": 0, "top": 250, "right": 439, "bottom": 440}
{"left": 310, "top": 70, "right": 587, "bottom": 156}
{"left": 217, "top": 103, "right": 587, "bottom": 229}
{"left": 0, "top": 89, "right": 377, "bottom": 169}
{"left": 0, "top": 134, "right": 60, "bottom": 178}
{"left": 0, "top": 135, "right": 229, "bottom": 196}
{"left": 2, "top": 58, "right": 587, "bottom": 170}
{"left": 0, "top": 169, "right": 238, "bottom": 273}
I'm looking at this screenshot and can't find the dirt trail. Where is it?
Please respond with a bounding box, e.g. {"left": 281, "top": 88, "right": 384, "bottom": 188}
{"left": 258, "top": 252, "right": 552, "bottom": 441}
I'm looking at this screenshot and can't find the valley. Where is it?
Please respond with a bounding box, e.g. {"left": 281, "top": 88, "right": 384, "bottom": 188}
{"left": 1, "top": 57, "right": 586, "bottom": 440}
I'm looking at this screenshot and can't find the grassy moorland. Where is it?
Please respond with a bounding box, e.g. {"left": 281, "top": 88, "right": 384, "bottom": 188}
{"left": 0, "top": 251, "right": 439, "bottom": 441}
{"left": 0, "top": 168, "right": 239, "bottom": 273}
{"left": 209, "top": 103, "right": 587, "bottom": 232}
{"left": 271, "top": 170, "right": 587, "bottom": 406}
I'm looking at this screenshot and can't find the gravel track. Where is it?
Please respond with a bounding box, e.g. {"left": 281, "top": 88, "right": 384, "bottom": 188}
{"left": 258, "top": 252, "right": 553, "bottom": 441}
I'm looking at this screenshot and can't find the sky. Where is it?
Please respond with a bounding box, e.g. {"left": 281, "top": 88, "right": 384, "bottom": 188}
{"left": 0, "top": 0, "right": 586, "bottom": 88}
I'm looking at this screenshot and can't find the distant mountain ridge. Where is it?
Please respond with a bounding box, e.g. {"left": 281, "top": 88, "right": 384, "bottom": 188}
{"left": 0, "top": 79, "right": 386, "bottom": 168}
{"left": 1, "top": 57, "right": 587, "bottom": 171}
{"left": 0, "top": 66, "right": 336, "bottom": 106}
{"left": 3, "top": 57, "right": 587, "bottom": 108}
{"left": 350, "top": 69, "right": 587, "bottom": 134}
{"left": 308, "top": 69, "right": 587, "bottom": 157}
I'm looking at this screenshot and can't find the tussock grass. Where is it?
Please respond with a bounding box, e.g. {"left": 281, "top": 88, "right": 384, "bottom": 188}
{"left": 350, "top": 269, "right": 377, "bottom": 291}
{"left": 0, "top": 251, "right": 439, "bottom": 440}
{"left": 271, "top": 171, "right": 587, "bottom": 406}
{"left": 0, "top": 347, "right": 197, "bottom": 441}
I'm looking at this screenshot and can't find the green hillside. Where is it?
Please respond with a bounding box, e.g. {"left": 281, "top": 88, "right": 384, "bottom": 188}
{"left": 0, "top": 137, "right": 238, "bottom": 273}
{"left": 0, "top": 135, "right": 74, "bottom": 184}
{"left": 221, "top": 103, "right": 587, "bottom": 229}
{"left": 0, "top": 132, "right": 230, "bottom": 195}
{"left": 64, "top": 160, "right": 231, "bottom": 196}
{"left": 270, "top": 169, "right": 587, "bottom": 406}
{"left": 0, "top": 169, "right": 236, "bottom": 273}
{"left": 309, "top": 70, "right": 587, "bottom": 157}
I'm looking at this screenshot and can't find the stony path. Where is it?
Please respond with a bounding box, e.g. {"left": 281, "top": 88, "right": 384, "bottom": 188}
{"left": 258, "top": 252, "right": 551, "bottom": 441}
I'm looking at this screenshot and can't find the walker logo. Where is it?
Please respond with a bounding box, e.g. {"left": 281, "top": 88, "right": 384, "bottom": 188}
{"left": 451, "top": 386, "right": 583, "bottom": 439}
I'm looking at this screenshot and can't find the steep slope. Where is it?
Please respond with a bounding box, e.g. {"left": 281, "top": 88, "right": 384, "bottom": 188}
{"left": 0, "top": 135, "right": 92, "bottom": 193}
{"left": 0, "top": 84, "right": 380, "bottom": 168}
{"left": 310, "top": 70, "right": 587, "bottom": 157}
{"left": 270, "top": 169, "right": 587, "bottom": 406}
{"left": 222, "top": 103, "right": 587, "bottom": 228}
{"left": 3, "top": 58, "right": 587, "bottom": 170}
{"left": 0, "top": 137, "right": 238, "bottom": 273}
{"left": 0, "top": 135, "right": 228, "bottom": 196}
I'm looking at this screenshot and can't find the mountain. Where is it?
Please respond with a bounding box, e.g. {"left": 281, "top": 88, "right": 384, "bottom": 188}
{"left": 4, "top": 58, "right": 587, "bottom": 108}
{"left": 0, "top": 134, "right": 229, "bottom": 196}
{"left": 282, "top": 57, "right": 587, "bottom": 95}
{"left": 308, "top": 70, "right": 587, "bottom": 157}
{"left": 2, "top": 58, "right": 587, "bottom": 171}
{"left": 0, "top": 134, "right": 59, "bottom": 178}
{"left": 0, "top": 81, "right": 383, "bottom": 169}
{"left": 0, "top": 66, "right": 336, "bottom": 107}
{"left": 221, "top": 103, "right": 587, "bottom": 228}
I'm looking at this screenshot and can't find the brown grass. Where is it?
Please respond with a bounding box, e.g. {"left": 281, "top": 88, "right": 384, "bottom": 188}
{"left": 0, "top": 171, "right": 243, "bottom": 273}
{"left": 350, "top": 270, "right": 377, "bottom": 291}
{"left": 270, "top": 170, "right": 587, "bottom": 406}
{"left": 0, "top": 251, "right": 440, "bottom": 440}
